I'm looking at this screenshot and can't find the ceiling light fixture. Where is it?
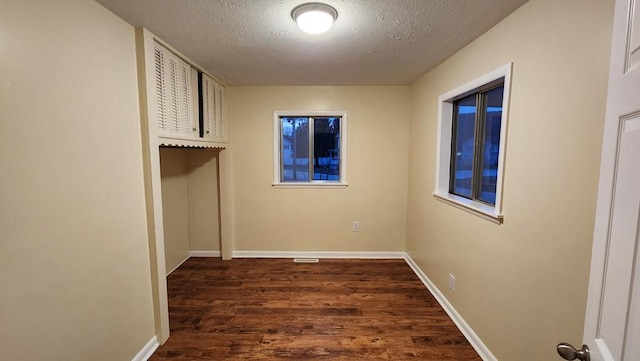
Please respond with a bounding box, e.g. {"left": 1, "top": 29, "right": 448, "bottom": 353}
{"left": 292, "top": 3, "right": 338, "bottom": 35}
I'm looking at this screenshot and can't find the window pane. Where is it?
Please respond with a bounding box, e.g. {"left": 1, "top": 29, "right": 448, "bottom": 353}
{"left": 313, "top": 117, "right": 341, "bottom": 181}
{"left": 281, "top": 117, "right": 309, "bottom": 181}
{"left": 479, "top": 86, "right": 504, "bottom": 204}
{"left": 451, "top": 95, "right": 476, "bottom": 198}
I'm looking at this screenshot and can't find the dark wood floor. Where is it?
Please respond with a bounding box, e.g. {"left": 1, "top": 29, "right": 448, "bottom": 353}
{"left": 149, "top": 258, "right": 481, "bottom": 360}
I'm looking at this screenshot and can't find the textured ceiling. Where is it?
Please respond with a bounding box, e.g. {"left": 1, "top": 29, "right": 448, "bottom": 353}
{"left": 96, "top": 0, "right": 528, "bottom": 86}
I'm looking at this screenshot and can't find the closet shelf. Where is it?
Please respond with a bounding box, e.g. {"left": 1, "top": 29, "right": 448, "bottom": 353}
{"left": 159, "top": 139, "right": 226, "bottom": 149}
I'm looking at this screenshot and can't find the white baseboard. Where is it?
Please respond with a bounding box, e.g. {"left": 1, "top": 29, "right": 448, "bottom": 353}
{"left": 189, "top": 250, "right": 222, "bottom": 257}
{"left": 403, "top": 254, "right": 497, "bottom": 361}
{"left": 168, "top": 252, "right": 221, "bottom": 275}
{"left": 132, "top": 336, "right": 158, "bottom": 361}
{"left": 232, "top": 250, "right": 406, "bottom": 259}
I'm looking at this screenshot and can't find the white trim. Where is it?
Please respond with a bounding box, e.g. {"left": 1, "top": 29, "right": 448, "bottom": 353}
{"left": 157, "top": 136, "right": 227, "bottom": 149}
{"left": 434, "top": 193, "right": 503, "bottom": 224}
{"left": 232, "top": 251, "right": 406, "bottom": 259}
{"left": 167, "top": 255, "right": 190, "bottom": 276}
{"left": 271, "top": 182, "right": 348, "bottom": 189}
{"left": 168, "top": 252, "right": 222, "bottom": 275}
{"left": 189, "top": 250, "right": 222, "bottom": 257}
{"left": 273, "top": 110, "right": 348, "bottom": 187}
{"left": 404, "top": 254, "right": 498, "bottom": 361}
{"left": 131, "top": 336, "right": 159, "bottom": 361}
{"left": 434, "top": 63, "right": 512, "bottom": 223}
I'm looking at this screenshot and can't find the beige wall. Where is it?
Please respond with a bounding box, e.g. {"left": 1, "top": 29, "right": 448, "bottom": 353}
{"left": 0, "top": 0, "right": 155, "bottom": 360}
{"left": 406, "top": 0, "right": 614, "bottom": 360}
{"left": 187, "top": 149, "right": 221, "bottom": 252}
{"left": 228, "top": 86, "right": 410, "bottom": 252}
{"left": 160, "top": 148, "right": 191, "bottom": 274}
{"left": 160, "top": 147, "right": 221, "bottom": 274}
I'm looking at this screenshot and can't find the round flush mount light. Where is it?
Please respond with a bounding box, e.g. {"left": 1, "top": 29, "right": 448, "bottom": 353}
{"left": 292, "top": 3, "right": 338, "bottom": 34}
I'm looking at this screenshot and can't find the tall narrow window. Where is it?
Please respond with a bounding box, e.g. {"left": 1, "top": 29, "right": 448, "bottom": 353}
{"left": 450, "top": 82, "right": 504, "bottom": 205}
{"left": 435, "top": 63, "right": 511, "bottom": 223}
{"left": 274, "top": 111, "right": 347, "bottom": 186}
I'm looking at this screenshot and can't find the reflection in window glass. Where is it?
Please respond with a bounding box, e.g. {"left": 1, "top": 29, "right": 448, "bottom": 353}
{"left": 479, "top": 86, "right": 504, "bottom": 204}
{"left": 449, "top": 82, "right": 504, "bottom": 205}
{"left": 281, "top": 117, "right": 309, "bottom": 181}
{"left": 313, "top": 118, "right": 340, "bottom": 181}
{"left": 280, "top": 116, "right": 342, "bottom": 183}
{"left": 451, "top": 95, "right": 476, "bottom": 199}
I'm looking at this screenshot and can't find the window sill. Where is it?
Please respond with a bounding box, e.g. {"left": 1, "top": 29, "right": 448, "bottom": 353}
{"left": 273, "top": 182, "right": 348, "bottom": 189}
{"left": 433, "top": 193, "right": 504, "bottom": 224}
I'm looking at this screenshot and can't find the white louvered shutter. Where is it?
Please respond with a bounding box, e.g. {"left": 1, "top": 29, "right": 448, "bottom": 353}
{"left": 178, "top": 60, "right": 193, "bottom": 135}
{"left": 212, "top": 80, "right": 220, "bottom": 139}
{"left": 154, "top": 43, "right": 197, "bottom": 138}
{"left": 154, "top": 44, "right": 168, "bottom": 133}
{"left": 201, "top": 74, "right": 215, "bottom": 139}
{"left": 218, "top": 85, "right": 226, "bottom": 140}
{"left": 154, "top": 42, "right": 224, "bottom": 141}
{"left": 166, "top": 53, "right": 181, "bottom": 134}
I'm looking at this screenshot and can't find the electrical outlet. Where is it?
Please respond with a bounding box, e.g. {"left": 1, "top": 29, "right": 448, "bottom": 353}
{"left": 352, "top": 221, "right": 360, "bottom": 232}
{"left": 448, "top": 274, "right": 455, "bottom": 292}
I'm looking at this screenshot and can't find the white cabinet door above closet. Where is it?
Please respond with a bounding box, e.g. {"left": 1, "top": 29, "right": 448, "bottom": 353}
{"left": 201, "top": 74, "right": 226, "bottom": 142}
{"left": 154, "top": 44, "right": 198, "bottom": 138}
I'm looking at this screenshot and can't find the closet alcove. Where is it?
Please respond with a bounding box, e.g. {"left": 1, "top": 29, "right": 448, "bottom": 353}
{"left": 160, "top": 146, "right": 222, "bottom": 274}
{"left": 136, "top": 28, "right": 233, "bottom": 344}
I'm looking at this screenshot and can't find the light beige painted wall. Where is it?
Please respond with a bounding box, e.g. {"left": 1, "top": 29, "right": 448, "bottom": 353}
{"left": 406, "top": 0, "right": 614, "bottom": 360}
{"left": 0, "top": 0, "right": 155, "bottom": 360}
{"left": 160, "top": 148, "right": 191, "bottom": 274}
{"left": 187, "top": 149, "right": 221, "bottom": 252}
{"left": 228, "top": 86, "right": 410, "bottom": 252}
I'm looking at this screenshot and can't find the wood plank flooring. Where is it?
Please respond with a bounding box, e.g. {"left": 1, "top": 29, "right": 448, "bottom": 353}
{"left": 149, "top": 258, "right": 481, "bottom": 360}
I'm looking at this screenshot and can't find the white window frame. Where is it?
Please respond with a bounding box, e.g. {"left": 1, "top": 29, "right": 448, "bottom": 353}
{"left": 434, "top": 63, "right": 512, "bottom": 224}
{"left": 273, "top": 110, "right": 348, "bottom": 188}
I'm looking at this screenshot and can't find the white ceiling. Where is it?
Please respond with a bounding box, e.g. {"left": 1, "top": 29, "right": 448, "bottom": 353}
{"left": 96, "top": 0, "right": 528, "bottom": 86}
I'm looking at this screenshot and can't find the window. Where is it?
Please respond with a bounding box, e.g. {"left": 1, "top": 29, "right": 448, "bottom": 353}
{"left": 435, "top": 64, "right": 512, "bottom": 223}
{"left": 273, "top": 111, "right": 347, "bottom": 187}
{"left": 451, "top": 82, "right": 503, "bottom": 204}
